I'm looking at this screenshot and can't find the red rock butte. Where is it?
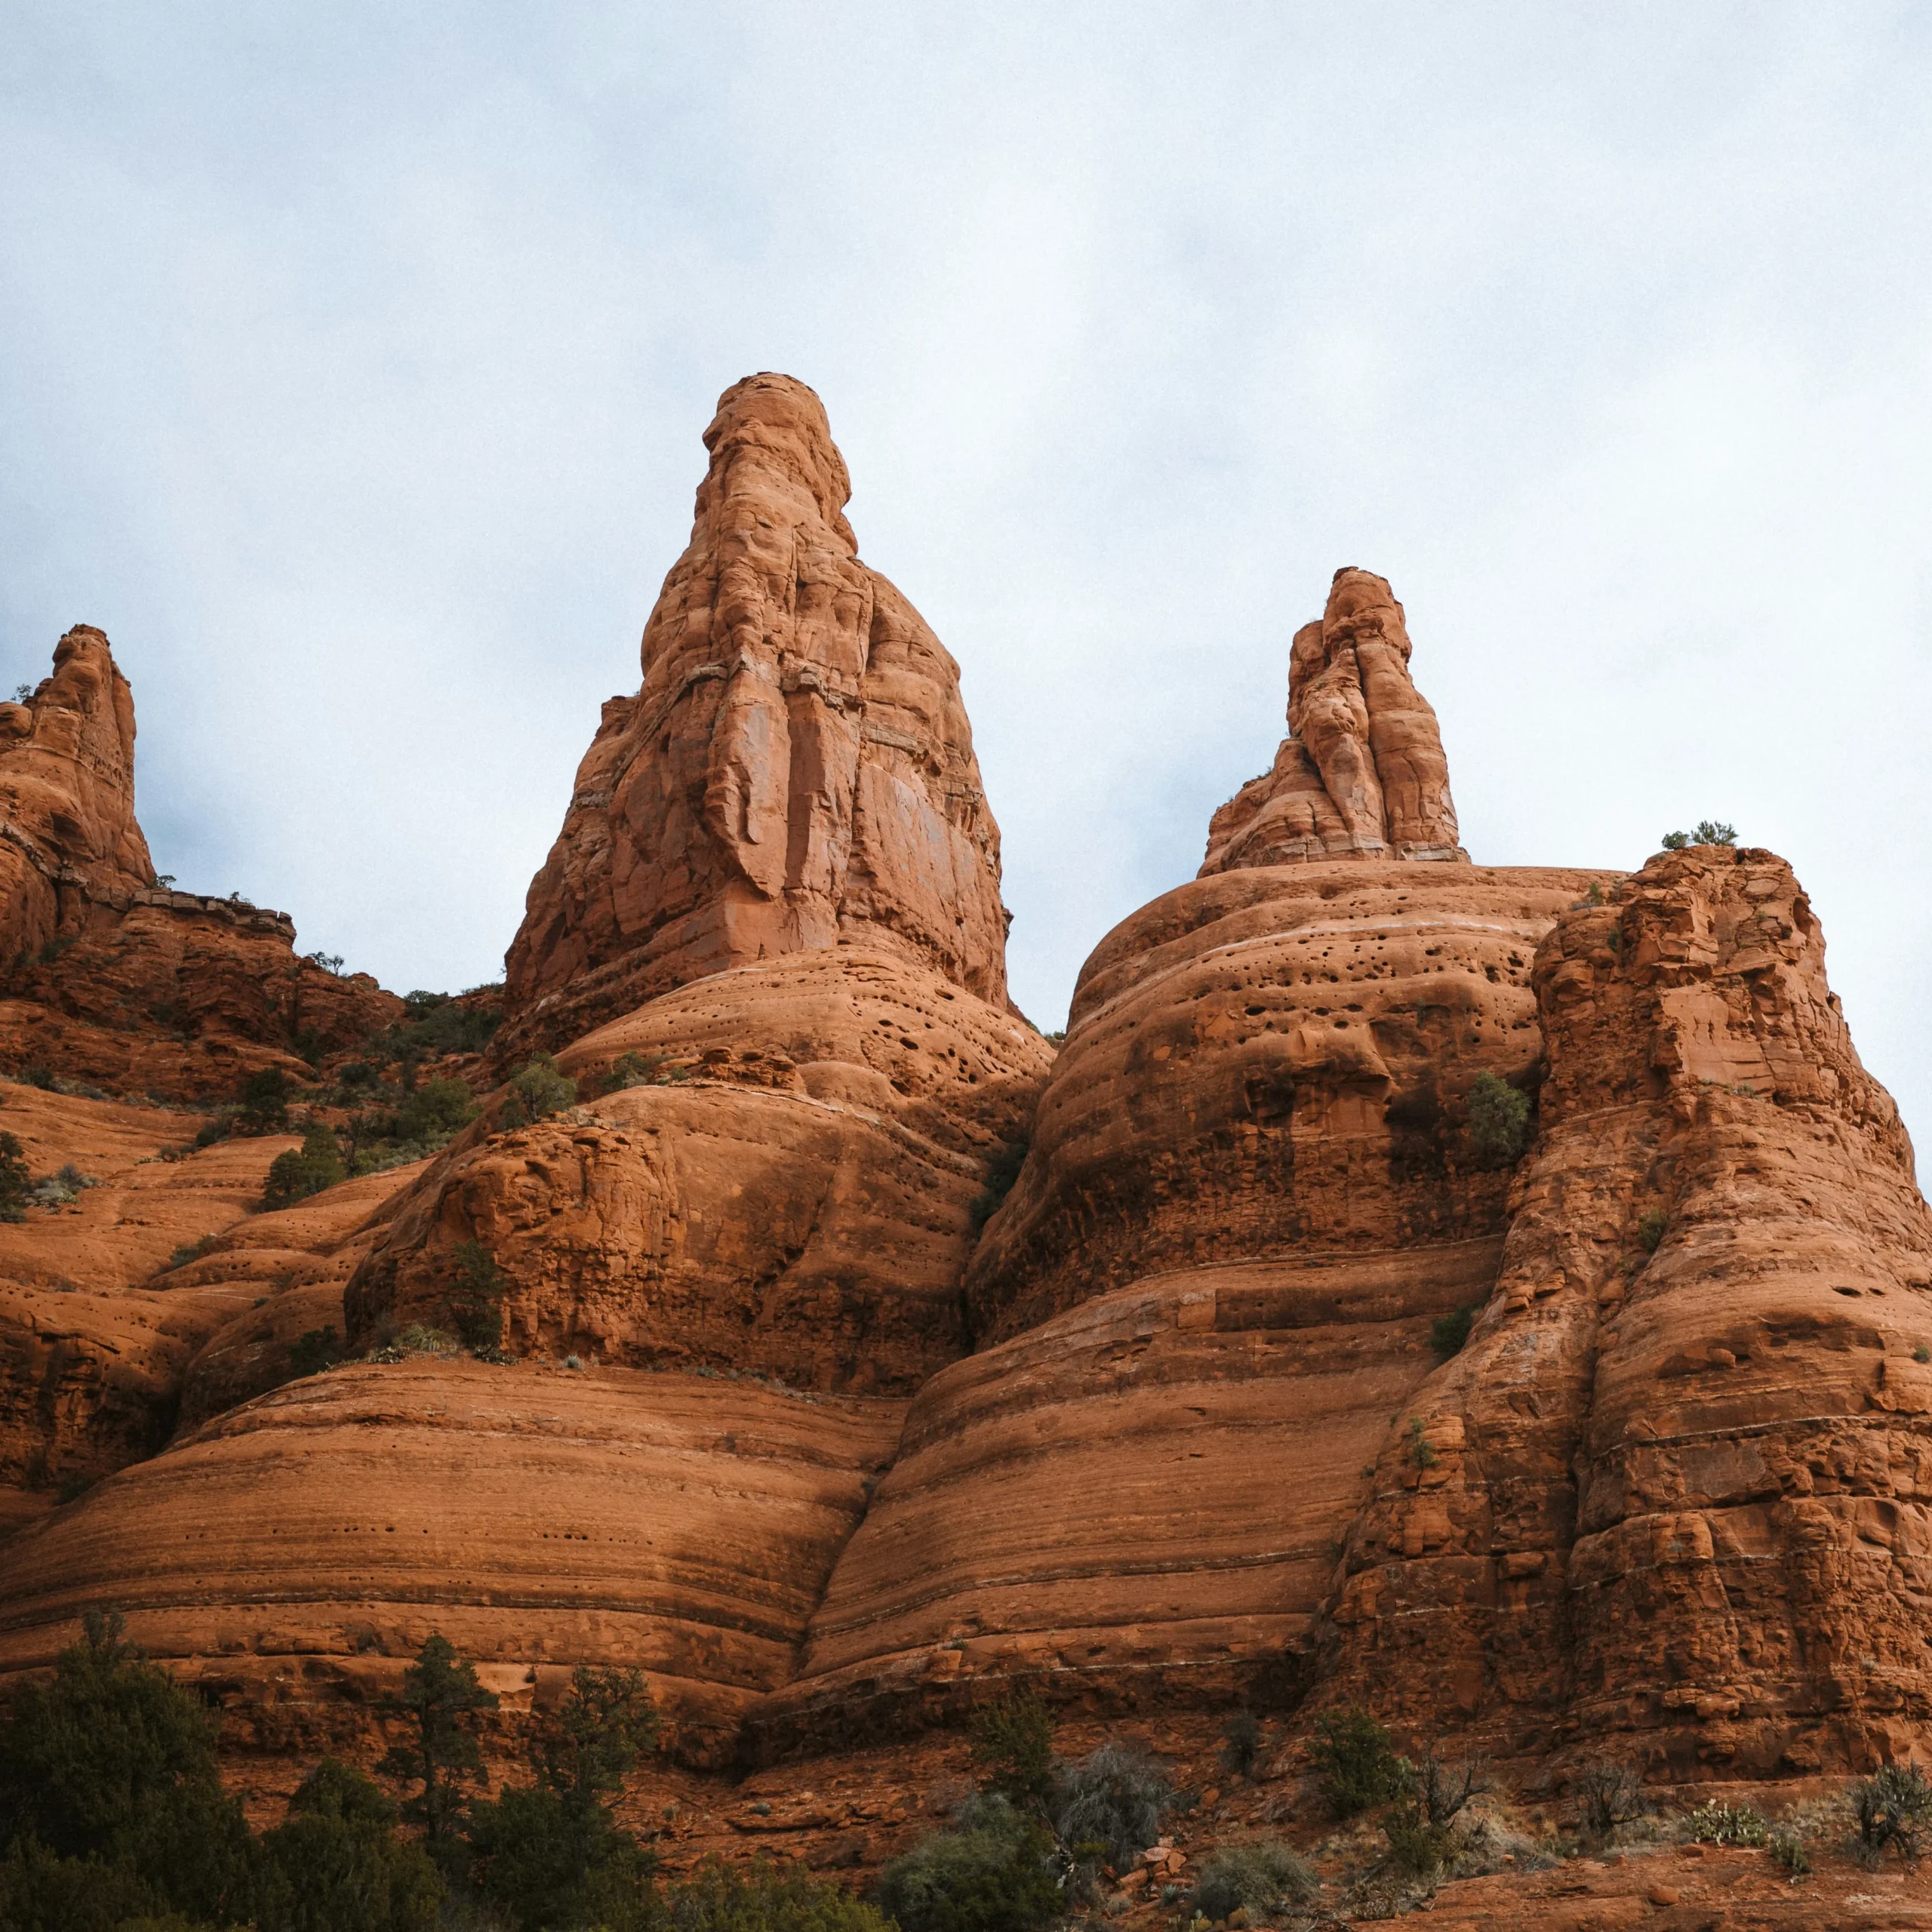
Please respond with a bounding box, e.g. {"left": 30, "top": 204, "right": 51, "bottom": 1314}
{"left": 2, "top": 374, "right": 1930, "bottom": 1908}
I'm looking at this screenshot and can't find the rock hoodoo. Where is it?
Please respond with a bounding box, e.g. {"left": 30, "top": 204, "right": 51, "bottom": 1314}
{"left": 500, "top": 373, "right": 1013, "bottom": 1057}
{"left": 1200, "top": 568, "right": 1465, "bottom": 873}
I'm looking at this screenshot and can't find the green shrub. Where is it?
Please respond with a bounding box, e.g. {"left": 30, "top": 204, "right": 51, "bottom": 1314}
{"left": 1681, "top": 1798, "right": 1769, "bottom": 1846}
{"left": 1850, "top": 1763, "right": 1932, "bottom": 1863}
{"left": 666, "top": 1857, "right": 890, "bottom": 1932}
{"left": 162, "top": 1235, "right": 217, "bottom": 1275}
{"left": 873, "top": 1794, "right": 1060, "bottom": 1932}
{"left": 1218, "top": 1710, "right": 1262, "bottom": 1779}
{"left": 1661, "top": 830, "right": 1690, "bottom": 850}
{"left": 371, "top": 990, "right": 502, "bottom": 1065}
{"left": 497, "top": 1054, "right": 577, "bottom": 1131}
{"left": 1430, "top": 1306, "right": 1475, "bottom": 1359}
{"left": 1694, "top": 820, "right": 1737, "bottom": 847}
{"left": 601, "top": 1051, "right": 685, "bottom": 1094}
{"left": 238, "top": 1068, "right": 294, "bottom": 1132}
{"left": 289, "top": 1327, "right": 344, "bottom": 1380}
{"left": 1768, "top": 1828, "right": 1810, "bottom": 1877}
{"left": 447, "top": 1241, "right": 509, "bottom": 1352}
{"left": 466, "top": 1665, "right": 658, "bottom": 1932}
{"left": 0, "top": 1610, "right": 257, "bottom": 1925}
{"left": 1574, "top": 1758, "right": 1649, "bottom": 1840}
{"left": 377, "top": 1634, "right": 500, "bottom": 1869}
{"left": 970, "top": 1690, "right": 1056, "bottom": 1807}
{"left": 193, "top": 1111, "right": 236, "bottom": 1149}
{"left": 1636, "top": 1208, "right": 1669, "bottom": 1254}
{"left": 1188, "top": 1842, "right": 1315, "bottom": 1920}
{"left": 1049, "top": 1741, "right": 1170, "bottom": 1870}
{"left": 1309, "top": 1706, "right": 1411, "bottom": 1818}
{"left": 260, "top": 1125, "right": 346, "bottom": 1210}
{"left": 257, "top": 1758, "right": 443, "bottom": 1932}
{"left": 1466, "top": 1072, "right": 1531, "bottom": 1168}
{"left": 1383, "top": 1799, "right": 1457, "bottom": 1875}
{"left": 0, "top": 1129, "right": 29, "bottom": 1222}
{"left": 395, "top": 1076, "right": 479, "bottom": 1144}
{"left": 968, "top": 1140, "right": 1029, "bottom": 1233}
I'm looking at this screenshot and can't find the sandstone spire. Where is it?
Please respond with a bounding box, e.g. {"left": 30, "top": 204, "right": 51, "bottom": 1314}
{"left": 0, "top": 624, "right": 155, "bottom": 962}
{"left": 502, "top": 374, "right": 1011, "bottom": 1048}
{"left": 1199, "top": 567, "right": 1465, "bottom": 873}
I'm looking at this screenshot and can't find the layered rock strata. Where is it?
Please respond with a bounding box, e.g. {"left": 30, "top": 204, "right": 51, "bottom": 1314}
{"left": 502, "top": 374, "right": 1011, "bottom": 1057}
{"left": 348, "top": 948, "right": 1049, "bottom": 1392}
{"left": 1321, "top": 845, "right": 1932, "bottom": 1778}
{"left": 1200, "top": 569, "right": 1464, "bottom": 872}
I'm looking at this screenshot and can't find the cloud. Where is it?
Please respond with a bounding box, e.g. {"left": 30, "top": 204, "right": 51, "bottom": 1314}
{"left": 2, "top": 1, "right": 1928, "bottom": 1146}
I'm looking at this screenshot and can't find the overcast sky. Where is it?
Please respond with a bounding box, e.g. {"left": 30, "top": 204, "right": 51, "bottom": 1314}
{"left": 3, "top": 5, "right": 1930, "bottom": 1148}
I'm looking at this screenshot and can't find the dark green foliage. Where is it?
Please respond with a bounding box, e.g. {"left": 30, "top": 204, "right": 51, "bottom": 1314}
{"left": 873, "top": 1795, "right": 1060, "bottom": 1932}
{"left": 0, "top": 1128, "right": 29, "bottom": 1222}
{"left": 1048, "top": 1742, "right": 1170, "bottom": 1870}
{"left": 0, "top": 1835, "right": 169, "bottom": 1930}
{"left": 288, "top": 1327, "right": 343, "bottom": 1380}
{"left": 1850, "top": 1763, "right": 1932, "bottom": 1862}
{"left": 1217, "top": 1710, "right": 1262, "bottom": 1779}
{"left": 192, "top": 1114, "right": 234, "bottom": 1150}
{"left": 466, "top": 1665, "right": 658, "bottom": 1932}
{"left": 372, "top": 991, "right": 502, "bottom": 1066}
{"left": 1768, "top": 1829, "right": 1810, "bottom": 1877}
{"left": 0, "top": 1611, "right": 257, "bottom": 1927}
{"left": 1681, "top": 1799, "right": 1768, "bottom": 1846}
{"left": 1636, "top": 1208, "right": 1669, "bottom": 1253}
{"left": 1189, "top": 1842, "right": 1316, "bottom": 1921}
{"left": 1383, "top": 1801, "right": 1457, "bottom": 1875}
{"left": 601, "top": 1051, "right": 685, "bottom": 1094}
{"left": 238, "top": 1069, "right": 294, "bottom": 1132}
{"left": 260, "top": 1124, "right": 346, "bottom": 1211}
{"left": 1694, "top": 820, "right": 1737, "bottom": 847}
{"left": 1383, "top": 1747, "right": 1487, "bottom": 1873}
{"left": 1309, "top": 1706, "right": 1411, "bottom": 1818}
{"left": 968, "top": 1140, "right": 1029, "bottom": 1234}
{"left": 336, "top": 1075, "right": 479, "bottom": 1176}
{"left": 1574, "top": 1758, "right": 1648, "bottom": 1840}
{"left": 1465, "top": 1072, "right": 1531, "bottom": 1168}
{"left": 256, "top": 1759, "right": 442, "bottom": 1932}
{"left": 1430, "top": 1306, "right": 1475, "bottom": 1359}
{"left": 666, "top": 1857, "right": 890, "bottom": 1932}
{"left": 161, "top": 1235, "right": 216, "bottom": 1275}
{"left": 446, "top": 1241, "right": 508, "bottom": 1352}
{"left": 497, "top": 1054, "right": 577, "bottom": 1131}
{"left": 376, "top": 1634, "right": 499, "bottom": 1866}
{"left": 1661, "top": 830, "right": 1690, "bottom": 850}
{"left": 970, "top": 1690, "right": 1056, "bottom": 1807}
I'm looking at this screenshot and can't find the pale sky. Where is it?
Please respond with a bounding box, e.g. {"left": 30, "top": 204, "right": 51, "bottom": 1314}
{"left": 4, "top": 5, "right": 1930, "bottom": 1150}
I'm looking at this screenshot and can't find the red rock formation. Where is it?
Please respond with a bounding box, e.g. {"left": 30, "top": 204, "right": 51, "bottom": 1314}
{"left": 500, "top": 374, "right": 1011, "bottom": 1057}
{"left": 1200, "top": 569, "right": 1465, "bottom": 872}
{"left": 0, "top": 625, "right": 155, "bottom": 964}
{"left": 1321, "top": 845, "right": 1932, "bottom": 1779}
{"left": 0, "top": 626, "right": 401, "bottom": 1099}
{"left": 349, "top": 949, "right": 1050, "bottom": 1392}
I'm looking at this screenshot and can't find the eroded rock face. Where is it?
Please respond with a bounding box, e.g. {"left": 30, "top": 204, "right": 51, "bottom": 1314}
{"left": 347, "top": 949, "right": 1051, "bottom": 1393}
{"left": 1321, "top": 846, "right": 1932, "bottom": 1778}
{"left": 0, "top": 627, "right": 401, "bottom": 1099}
{"left": 966, "top": 861, "right": 1604, "bottom": 1346}
{"left": 1200, "top": 569, "right": 1464, "bottom": 872}
{"left": 0, "top": 626, "right": 155, "bottom": 964}
{"left": 501, "top": 374, "right": 1011, "bottom": 1057}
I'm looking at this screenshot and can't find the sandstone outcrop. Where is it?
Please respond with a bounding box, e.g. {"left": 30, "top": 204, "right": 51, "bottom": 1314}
{"left": 1321, "top": 844, "right": 1932, "bottom": 1779}
{"left": 1200, "top": 569, "right": 1464, "bottom": 872}
{"left": 0, "top": 625, "right": 155, "bottom": 964}
{"left": 349, "top": 948, "right": 1050, "bottom": 1392}
{"left": 0, "top": 627, "right": 402, "bottom": 1100}
{"left": 500, "top": 374, "right": 1011, "bottom": 1058}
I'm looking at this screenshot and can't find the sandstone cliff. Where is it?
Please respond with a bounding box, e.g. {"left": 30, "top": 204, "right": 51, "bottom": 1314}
{"left": 500, "top": 374, "right": 1011, "bottom": 1059}
{"left": 0, "top": 627, "right": 401, "bottom": 1097}
{"left": 1201, "top": 568, "right": 1464, "bottom": 872}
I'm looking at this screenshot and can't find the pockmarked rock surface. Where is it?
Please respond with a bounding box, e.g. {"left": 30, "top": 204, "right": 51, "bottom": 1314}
{"left": 501, "top": 374, "right": 1013, "bottom": 1058}
{"left": 1201, "top": 568, "right": 1466, "bottom": 872}
{"left": 1320, "top": 844, "right": 1932, "bottom": 1780}
{"left": 0, "top": 626, "right": 401, "bottom": 1098}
